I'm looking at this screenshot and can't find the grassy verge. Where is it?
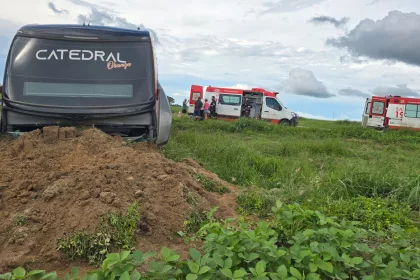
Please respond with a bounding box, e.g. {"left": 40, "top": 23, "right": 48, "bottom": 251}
{"left": 163, "top": 117, "right": 420, "bottom": 209}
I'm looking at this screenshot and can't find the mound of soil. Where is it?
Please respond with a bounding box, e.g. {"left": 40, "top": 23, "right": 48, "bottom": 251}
{"left": 0, "top": 127, "right": 237, "bottom": 274}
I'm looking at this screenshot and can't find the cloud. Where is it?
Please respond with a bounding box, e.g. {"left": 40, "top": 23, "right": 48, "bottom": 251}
{"left": 309, "top": 16, "right": 349, "bottom": 28}
{"left": 296, "top": 111, "right": 330, "bottom": 120}
{"left": 66, "top": 0, "right": 113, "bottom": 11}
{"left": 159, "top": 36, "right": 293, "bottom": 64}
{"left": 172, "top": 92, "right": 189, "bottom": 97}
{"left": 338, "top": 87, "right": 371, "bottom": 98}
{"left": 366, "top": 0, "right": 382, "bottom": 5}
{"left": 283, "top": 68, "right": 334, "bottom": 98}
{"left": 371, "top": 84, "right": 420, "bottom": 97}
{"left": 260, "top": 0, "right": 327, "bottom": 14}
{"left": 77, "top": 8, "right": 160, "bottom": 45}
{"left": 48, "top": 2, "right": 69, "bottom": 15}
{"left": 327, "top": 11, "right": 420, "bottom": 67}
{"left": 0, "top": 18, "right": 20, "bottom": 79}
{"left": 231, "top": 84, "right": 251, "bottom": 89}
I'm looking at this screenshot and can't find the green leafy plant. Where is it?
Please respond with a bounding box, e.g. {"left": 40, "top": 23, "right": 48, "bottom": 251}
{"left": 3, "top": 201, "right": 420, "bottom": 279}
{"left": 236, "top": 188, "right": 277, "bottom": 217}
{"left": 56, "top": 202, "right": 140, "bottom": 264}
{"left": 15, "top": 214, "right": 28, "bottom": 226}
{"left": 317, "top": 196, "right": 415, "bottom": 231}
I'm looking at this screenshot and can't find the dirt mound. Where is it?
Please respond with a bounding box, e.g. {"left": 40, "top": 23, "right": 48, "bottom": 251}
{"left": 0, "top": 127, "right": 237, "bottom": 274}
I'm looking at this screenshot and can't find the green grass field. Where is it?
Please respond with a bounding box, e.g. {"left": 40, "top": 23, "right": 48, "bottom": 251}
{"left": 164, "top": 114, "right": 420, "bottom": 210}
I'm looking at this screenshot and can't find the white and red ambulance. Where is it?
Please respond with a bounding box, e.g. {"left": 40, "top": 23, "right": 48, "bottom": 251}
{"left": 362, "top": 95, "right": 420, "bottom": 130}
{"left": 188, "top": 85, "right": 298, "bottom": 126}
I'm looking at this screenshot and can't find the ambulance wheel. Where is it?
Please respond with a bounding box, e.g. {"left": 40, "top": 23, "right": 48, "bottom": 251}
{"left": 279, "top": 119, "right": 291, "bottom": 126}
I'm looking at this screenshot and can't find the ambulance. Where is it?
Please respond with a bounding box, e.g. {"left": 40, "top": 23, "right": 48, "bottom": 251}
{"left": 362, "top": 95, "right": 420, "bottom": 130}
{"left": 189, "top": 85, "right": 298, "bottom": 126}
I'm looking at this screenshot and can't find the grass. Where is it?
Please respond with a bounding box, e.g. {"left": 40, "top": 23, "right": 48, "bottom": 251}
{"left": 191, "top": 173, "right": 231, "bottom": 194}
{"left": 163, "top": 116, "right": 420, "bottom": 209}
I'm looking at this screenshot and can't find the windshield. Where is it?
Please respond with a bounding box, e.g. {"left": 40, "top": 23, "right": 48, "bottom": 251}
{"left": 5, "top": 36, "right": 154, "bottom": 107}
{"left": 276, "top": 98, "right": 287, "bottom": 109}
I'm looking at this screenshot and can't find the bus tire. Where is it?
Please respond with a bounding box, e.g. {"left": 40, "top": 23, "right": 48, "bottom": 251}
{"left": 0, "top": 110, "right": 6, "bottom": 134}
{"left": 279, "top": 119, "right": 291, "bottom": 126}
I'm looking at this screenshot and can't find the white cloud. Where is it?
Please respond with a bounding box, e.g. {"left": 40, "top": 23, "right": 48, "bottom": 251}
{"left": 172, "top": 92, "right": 190, "bottom": 97}
{"left": 296, "top": 111, "right": 330, "bottom": 120}
{"left": 231, "top": 84, "right": 252, "bottom": 89}
{"left": 283, "top": 68, "right": 334, "bottom": 98}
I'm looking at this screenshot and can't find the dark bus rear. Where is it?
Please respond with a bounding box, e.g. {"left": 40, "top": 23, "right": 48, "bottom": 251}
{"left": 1, "top": 24, "right": 171, "bottom": 145}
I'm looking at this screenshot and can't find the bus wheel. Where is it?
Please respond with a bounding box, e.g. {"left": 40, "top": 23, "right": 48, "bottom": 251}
{"left": 279, "top": 119, "right": 291, "bottom": 126}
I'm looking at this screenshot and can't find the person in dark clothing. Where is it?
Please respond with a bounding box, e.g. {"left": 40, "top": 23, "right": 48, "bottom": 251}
{"left": 194, "top": 97, "right": 203, "bottom": 119}
{"left": 209, "top": 96, "right": 217, "bottom": 117}
{"left": 182, "top": 98, "right": 188, "bottom": 114}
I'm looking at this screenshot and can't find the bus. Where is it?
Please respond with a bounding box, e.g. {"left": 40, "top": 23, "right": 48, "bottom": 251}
{"left": 0, "top": 24, "right": 171, "bottom": 145}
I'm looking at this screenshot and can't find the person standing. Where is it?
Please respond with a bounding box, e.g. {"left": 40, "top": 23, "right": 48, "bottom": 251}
{"left": 203, "top": 99, "right": 210, "bottom": 120}
{"left": 182, "top": 98, "right": 188, "bottom": 114}
{"left": 210, "top": 96, "right": 217, "bottom": 117}
{"left": 194, "top": 97, "right": 203, "bottom": 120}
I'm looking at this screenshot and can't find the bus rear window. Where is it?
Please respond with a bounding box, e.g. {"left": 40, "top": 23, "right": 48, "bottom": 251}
{"left": 6, "top": 36, "right": 154, "bottom": 107}
{"left": 24, "top": 82, "right": 133, "bottom": 98}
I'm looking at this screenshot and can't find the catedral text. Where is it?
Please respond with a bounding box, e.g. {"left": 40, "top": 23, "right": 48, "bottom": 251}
{"left": 35, "top": 49, "right": 127, "bottom": 63}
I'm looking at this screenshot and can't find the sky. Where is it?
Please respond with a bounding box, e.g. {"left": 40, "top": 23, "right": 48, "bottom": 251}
{"left": 1, "top": 0, "right": 420, "bottom": 120}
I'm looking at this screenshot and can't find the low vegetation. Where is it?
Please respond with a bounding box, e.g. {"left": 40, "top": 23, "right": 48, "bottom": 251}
{"left": 15, "top": 213, "right": 28, "bottom": 226}
{"left": 164, "top": 117, "right": 420, "bottom": 210}
{"left": 3, "top": 115, "right": 420, "bottom": 279}
{"left": 56, "top": 202, "right": 140, "bottom": 264}
{"left": 3, "top": 202, "right": 420, "bottom": 279}
{"left": 191, "top": 173, "right": 231, "bottom": 194}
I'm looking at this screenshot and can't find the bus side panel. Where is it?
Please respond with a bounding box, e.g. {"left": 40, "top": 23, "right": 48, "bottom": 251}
{"left": 156, "top": 82, "right": 172, "bottom": 146}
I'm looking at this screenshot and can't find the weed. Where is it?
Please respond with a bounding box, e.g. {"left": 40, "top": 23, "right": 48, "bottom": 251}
{"left": 184, "top": 209, "right": 208, "bottom": 234}
{"left": 236, "top": 188, "right": 278, "bottom": 217}
{"left": 183, "top": 188, "right": 199, "bottom": 206}
{"left": 15, "top": 214, "right": 28, "bottom": 226}
{"left": 192, "top": 173, "right": 230, "bottom": 194}
{"left": 56, "top": 202, "right": 140, "bottom": 264}
{"left": 317, "top": 196, "right": 416, "bottom": 231}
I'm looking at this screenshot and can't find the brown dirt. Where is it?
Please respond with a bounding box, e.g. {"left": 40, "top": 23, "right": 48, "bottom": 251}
{"left": 0, "top": 127, "right": 237, "bottom": 275}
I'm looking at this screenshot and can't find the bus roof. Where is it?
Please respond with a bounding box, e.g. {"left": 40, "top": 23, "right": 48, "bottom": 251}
{"left": 16, "top": 24, "right": 152, "bottom": 42}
